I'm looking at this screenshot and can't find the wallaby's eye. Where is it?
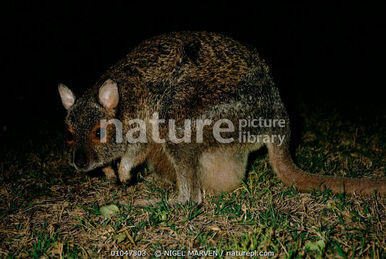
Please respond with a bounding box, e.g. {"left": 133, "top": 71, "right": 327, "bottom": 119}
{"left": 91, "top": 125, "right": 106, "bottom": 143}
{"left": 95, "top": 128, "right": 101, "bottom": 138}
{"left": 65, "top": 127, "right": 75, "bottom": 144}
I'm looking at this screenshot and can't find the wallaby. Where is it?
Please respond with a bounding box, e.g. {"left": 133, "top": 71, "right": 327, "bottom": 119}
{"left": 59, "top": 31, "right": 386, "bottom": 204}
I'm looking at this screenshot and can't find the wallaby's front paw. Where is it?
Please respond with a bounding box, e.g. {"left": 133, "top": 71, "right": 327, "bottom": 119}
{"left": 102, "top": 166, "right": 117, "bottom": 182}
{"left": 118, "top": 159, "right": 133, "bottom": 184}
{"left": 118, "top": 169, "right": 131, "bottom": 184}
{"left": 119, "top": 175, "right": 131, "bottom": 184}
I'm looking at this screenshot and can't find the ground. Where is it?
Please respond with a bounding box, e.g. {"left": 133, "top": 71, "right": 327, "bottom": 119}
{"left": 0, "top": 100, "right": 385, "bottom": 258}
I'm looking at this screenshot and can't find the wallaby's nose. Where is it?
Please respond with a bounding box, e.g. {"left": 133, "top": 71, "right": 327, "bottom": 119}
{"left": 74, "top": 149, "right": 89, "bottom": 169}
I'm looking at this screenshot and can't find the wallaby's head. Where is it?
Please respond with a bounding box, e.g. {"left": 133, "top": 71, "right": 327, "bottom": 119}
{"left": 58, "top": 79, "right": 124, "bottom": 171}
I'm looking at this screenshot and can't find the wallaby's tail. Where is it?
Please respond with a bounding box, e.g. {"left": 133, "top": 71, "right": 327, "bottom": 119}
{"left": 267, "top": 142, "right": 386, "bottom": 195}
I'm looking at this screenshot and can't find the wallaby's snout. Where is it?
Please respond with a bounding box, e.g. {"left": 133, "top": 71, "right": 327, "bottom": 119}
{"left": 73, "top": 148, "right": 89, "bottom": 170}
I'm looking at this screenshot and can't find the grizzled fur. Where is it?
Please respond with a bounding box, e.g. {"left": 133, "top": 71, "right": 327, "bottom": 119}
{"left": 60, "top": 31, "right": 385, "bottom": 204}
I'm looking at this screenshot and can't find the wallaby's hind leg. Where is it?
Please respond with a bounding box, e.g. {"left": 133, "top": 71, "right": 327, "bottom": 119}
{"left": 199, "top": 148, "right": 249, "bottom": 194}
{"left": 147, "top": 144, "right": 176, "bottom": 184}
{"left": 165, "top": 144, "right": 202, "bottom": 204}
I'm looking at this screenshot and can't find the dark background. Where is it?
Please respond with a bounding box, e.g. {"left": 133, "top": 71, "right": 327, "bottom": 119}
{"left": 2, "top": 2, "right": 385, "bottom": 128}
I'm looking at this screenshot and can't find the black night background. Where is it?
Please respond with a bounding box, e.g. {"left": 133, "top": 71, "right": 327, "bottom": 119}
{"left": 2, "top": 2, "right": 385, "bottom": 125}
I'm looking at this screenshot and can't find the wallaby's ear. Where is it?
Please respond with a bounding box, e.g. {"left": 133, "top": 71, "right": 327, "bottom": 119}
{"left": 58, "top": 83, "right": 75, "bottom": 110}
{"left": 99, "top": 79, "right": 119, "bottom": 110}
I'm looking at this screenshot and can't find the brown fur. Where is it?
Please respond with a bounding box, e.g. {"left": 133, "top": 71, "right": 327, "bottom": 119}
{"left": 147, "top": 144, "right": 176, "bottom": 184}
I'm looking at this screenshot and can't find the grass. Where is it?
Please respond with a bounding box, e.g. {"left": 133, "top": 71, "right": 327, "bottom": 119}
{"left": 0, "top": 101, "right": 385, "bottom": 258}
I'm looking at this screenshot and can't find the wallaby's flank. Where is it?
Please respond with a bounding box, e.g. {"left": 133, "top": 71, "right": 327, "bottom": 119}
{"left": 59, "top": 31, "right": 386, "bottom": 204}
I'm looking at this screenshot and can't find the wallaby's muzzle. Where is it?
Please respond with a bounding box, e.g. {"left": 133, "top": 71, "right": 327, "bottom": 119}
{"left": 73, "top": 148, "right": 89, "bottom": 170}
